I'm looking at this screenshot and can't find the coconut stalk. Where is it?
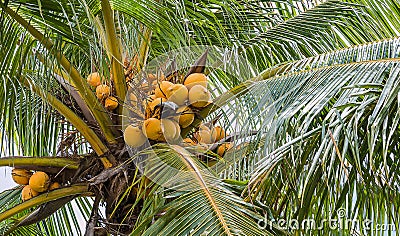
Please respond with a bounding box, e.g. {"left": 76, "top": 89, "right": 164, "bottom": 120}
{"left": 2, "top": 6, "right": 118, "bottom": 145}
{"left": 0, "top": 157, "right": 79, "bottom": 169}
{"left": 101, "top": 0, "right": 127, "bottom": 119}
{"left": 136, "top": 27, "right": 152, "bottom": 73}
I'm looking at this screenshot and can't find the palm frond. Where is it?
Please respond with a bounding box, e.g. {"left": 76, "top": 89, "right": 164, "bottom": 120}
{"left": 0, "top": 14, "right": 62, "bottom": 156}
{"left": 242, "top": 40, "right": 400, "bottom": 234}
{"left": 244, "top": 0, "right": 400, "bottom": 73}
{"left": 0, "top": 188, "right": 93, "bottom": 236}
{"left": 130, "top": 144, "right": 284, "bottom": 235}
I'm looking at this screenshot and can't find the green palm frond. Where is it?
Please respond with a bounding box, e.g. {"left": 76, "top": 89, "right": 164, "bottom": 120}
{"left": 130, "top": 144, "right": 285, "bottom": 236}
{"left": 3, "top": 0, "right": 101, "bottom": 47}
{"left": 244, "top": 0, "right": 400, "bottom": 72}
{"left": 241, "top": 39, "right": 400, "bottom": 234}
{"left": 33, "top": 198, "right": 93, "bottom": 236}
{"left": 0, "top": 184, "right": 91, "bottom": 235}
{"left": 0, "top": 190, "right": 93, "bottom": 236}
{"left": 0, "top": 14, "right": 61, "bottom": 156}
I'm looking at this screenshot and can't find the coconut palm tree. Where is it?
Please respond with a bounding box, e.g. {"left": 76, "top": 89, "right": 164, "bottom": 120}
{"left": 0, "top": 0, "right": 399, "bottom": 235}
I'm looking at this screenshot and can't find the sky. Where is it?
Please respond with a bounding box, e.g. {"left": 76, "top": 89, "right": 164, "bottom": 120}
{"left": 0, "top": 167, "right": 16, "bottom": 192}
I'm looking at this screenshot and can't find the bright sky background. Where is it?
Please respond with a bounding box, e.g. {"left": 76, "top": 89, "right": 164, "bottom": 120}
{"left": 0, "top": 167, "right": 16, "bottom": 192}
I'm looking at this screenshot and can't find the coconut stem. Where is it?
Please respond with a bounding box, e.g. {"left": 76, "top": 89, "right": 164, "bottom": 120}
{"left": 136, "top": 27, "right": 152, "bottom": 73}
{"left": 101, "top": 0, "right": 127, "bottom": 121}
{"left": 0, "top": 157, "right": 80, "bottom": 169}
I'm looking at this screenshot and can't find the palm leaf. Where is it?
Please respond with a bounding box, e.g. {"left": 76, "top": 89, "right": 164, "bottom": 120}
{"left": 243, "top": 39, "right": 400, "bottom": 234}
{"left": 130, "top": 144, "right": 284, "bottom": 236}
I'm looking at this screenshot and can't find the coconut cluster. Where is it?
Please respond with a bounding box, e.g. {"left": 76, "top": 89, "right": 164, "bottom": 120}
{"left": 11, "top": 169, "right": 60, "bottom": 201}
{"left": 124, "top": 73, "right": 211, "bottom": 147}
{"left": 87, "top": 72, "right": 119, "bottom": 111}
{"left": 183, "top": 124, "right": 233, "bottom": 161}
{"left": 124, "top": 70, "right": 232, "bottom": 162}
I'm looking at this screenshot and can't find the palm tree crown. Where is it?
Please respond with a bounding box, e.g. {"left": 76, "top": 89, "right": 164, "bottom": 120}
{"left": 0, "top": 0, "right": 399, "bottom": 235}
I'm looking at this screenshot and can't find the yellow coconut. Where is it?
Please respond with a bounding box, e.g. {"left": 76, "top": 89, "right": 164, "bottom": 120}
{"left": 151, "top": 80, "right": 158, "bottom": 89}
{"left": 160, "top": 119, "right": 180, "bottom": 142}
{"left": 197, "top": 129, "right": 216, "bottom": 144}
{"left": 22, "top": 185, "right": 39, "bottom": 201}
{"left": 177, "top": 106, "right": 195, "bottom": 128}
{"left": 49, "top": 182, "right": 61, "bottom": 190}
{"left": 154, "top": 81, "right": 173, "bottom": 98}
{"left": 172, "top": 121, "right": 181, "bottom": 140}
{"left": 96, "top": 84, "right": 111, "bottom": 100}
{"left": 188, "top": 85, "right": 211, "bottom": 108}
{"left": 130, "top": 93, "right": 138, "bottom": 107}
{"left": 184, "top": 73, "right": 208, "bottom": 90}
{"left": 105, "top": 96, "right": 118, "bottom": 110}
{"left": 29, "top": 171, "right": 50, "bottom": 193}
{"left": 12, "top": 169, "right": 32, "bottom": 185}
{"left": 143, "top": 118, "right": 163, "bottom": 141}
{"left": 199, "top": 123, "right": 211, "bottom": 132}
{"left": 217, "top": 143, "right": 233, "bottom": 157}
{"left": 130, "top": 93, "right": 138, "bottom": 103}
{"left": 166, "top": 84, "right": 188, "bottom": 106}
{"left": 124, "top": 125, "right": 147, "bottom": 148}
{"left": 87, "top": 72, "right": 101, "bottom": 87}
{"left": 149, "top": 97, "right": 167, "bottom": 111}
{"left": 212, "top": 126, "right": 226, "bottom": 141}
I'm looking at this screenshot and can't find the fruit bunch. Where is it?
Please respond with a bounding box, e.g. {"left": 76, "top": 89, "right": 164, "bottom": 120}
{"left": 86, "top": 56, "right": 151, "bottom": 112}
{"left": 123, "top": 72, "right": 210, "bottom": 146}
{"left": 11, "top": 169, "right": 60, "bottom": 201}
{"left": 87, "top": 72, "right": 119, "bottom": 111}
{"left": 123, "top": 71, "right": 233, "bottom": 160}
{"left": 85, "top": 53, "right": 233, "bottom": 161}
{"left": 183, "top": 123, "right": 233, "bottom": 160}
